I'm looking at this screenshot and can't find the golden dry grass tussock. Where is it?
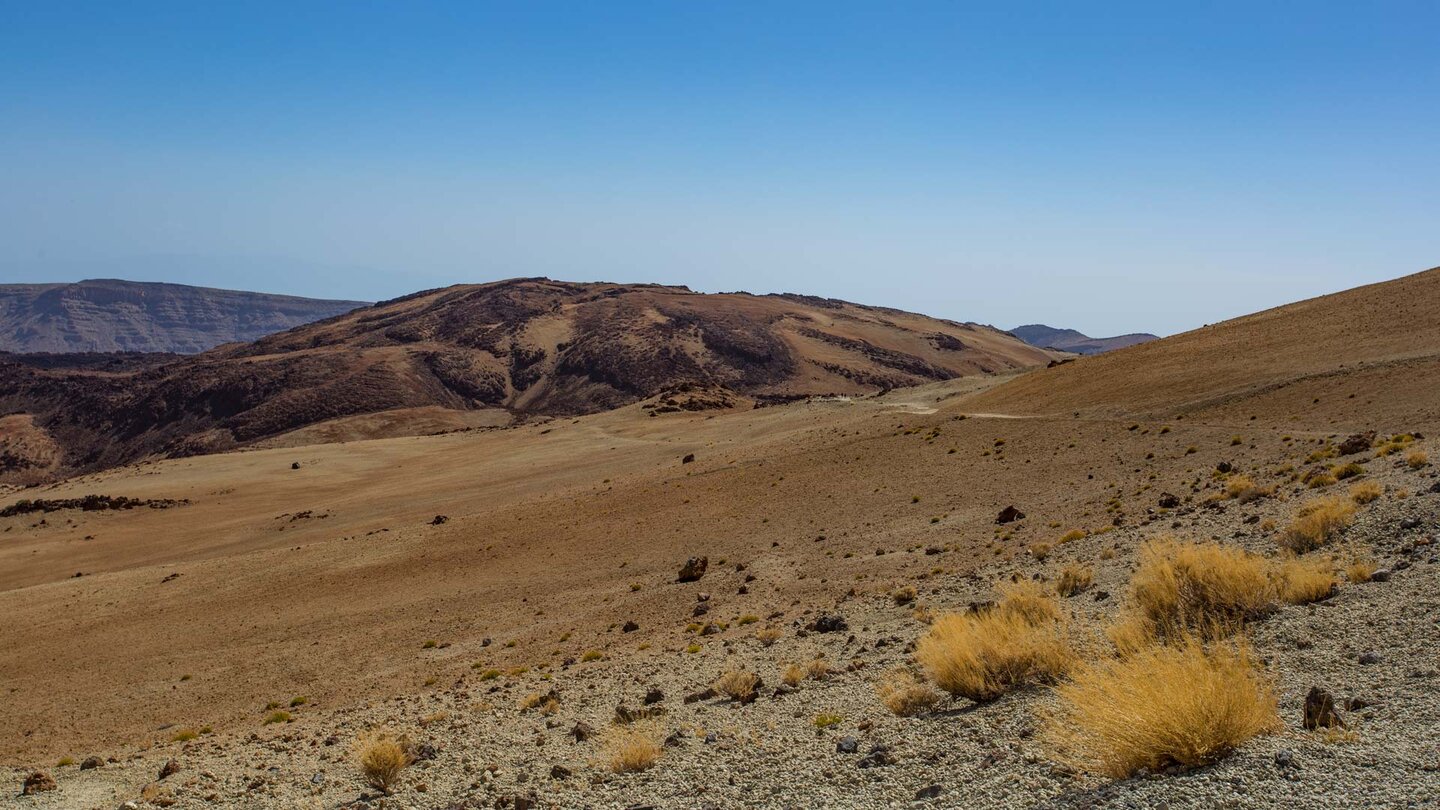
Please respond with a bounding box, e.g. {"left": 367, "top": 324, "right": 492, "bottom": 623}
{"left": 1115, "top": 538, "right": 1274, "bottom": 645}
{"left": 356, "top": 733, "right": 413, "bottom": 795}
{"left": 604, "top": 724, "right": 662, "bottom": 773}
{"left": 1406, "top": 449, "right": 1428, "bottom": 469}
{"left": 1349, "top": 481, "right": 1382, "bottom": 504}
{"left": 1272, "top": 555, "right": 1337, "bottom": 604}
{"left": 915, "top": 582, "right": 1072, "bottom": 702}
{"left": 1346, "top": 557, "right": 1377, "bottom": 583}
{"left": 712, "top": 670, "right": 760, "bottom": 701}
{"left": 1056, "top": 563, "right": 1093, "bottom": 597}
{"left": 1279, "top": 497, "right": 1357, "bottom": 553}
{"left": 1044, "top": 637, "right": 1281, "bottom": 778}
{"left": 875, "top": 668, "right": 941, "bottom": 716}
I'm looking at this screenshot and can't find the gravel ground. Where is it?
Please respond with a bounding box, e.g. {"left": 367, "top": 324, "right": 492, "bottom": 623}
{"left": 7, "top": 462, "right": 1440, "bottom": 810}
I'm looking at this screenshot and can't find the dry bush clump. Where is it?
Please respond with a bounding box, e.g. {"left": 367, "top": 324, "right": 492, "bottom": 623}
{"left": 713, "top": 670, "right": 760, "bottom": 701}
{"left": 1272, "top": 556, "right": 1337, "bottom": 604}
{"left": 356, "top": 733, "right": 414, "bottom": 795}
{"left": 754, "top": 626, "right": 782, "bottom": 646}
{"left": 1224, "top": 475, "right": 1271, "bottom": 502}
{"left": 1349, "top": 482, "right": 1382, "bottom": 504}
{"left": 915, "top": 584, "right": 1072, "bottom": 702}
{"left": 1407, "top": 449, "right": 1428, "bottom": 469}
{"left": 995, "top": 579, "right": 1063, "bottom": 625}
{"left": 892, "top": 585, "right": 917, "bottom": 605}
{"left": 806, "top": 658, "right": 831, "bottom": 680}
{"left": 1030, "top": 542, "right": 1052, "bottom": 561}
{"left": 781, "top": 663, "right": 805, "bottom": 687}
{"left": 1346, "top": 557, "right": 1377, "bottom": 583}
{"left": 1114, "top": 538, "right": 1274, "bottom": 646}
{"left": 604, "top": 725, "right": 662, "bottom": 773}
{"left": 1056, "top": 563, "right": 1093, "bottom": 597}
{"left": 1044, "top": 637, "right": 1280, "bottom": 778}
{"left": 1279, "top": 497, "right": 1357, "bottom": 553}
{"left": 1060, "top": 529, "right": 1087, "bottom": 543}
{"left": 875, "top": 668, "right": 941, "bottom": 716}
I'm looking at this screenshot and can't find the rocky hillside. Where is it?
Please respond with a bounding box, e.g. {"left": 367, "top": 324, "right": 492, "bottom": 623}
{"left": 0, "top": 278, "right": 1055, "bottom": 477}
{"left": 0, "top": 279, "right": 368, "bottom": 354}
{"left": 1009, "top": 324, "right": 1158, "bottom": 355}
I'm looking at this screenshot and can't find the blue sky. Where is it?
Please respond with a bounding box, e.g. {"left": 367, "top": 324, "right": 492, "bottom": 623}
{"left": 2, "top": 1, "right": 1437, "bottom": 335}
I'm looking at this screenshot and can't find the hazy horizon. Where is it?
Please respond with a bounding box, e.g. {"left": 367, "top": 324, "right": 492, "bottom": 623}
{"left": 3, "top": 1, "right": 1438, "bottom": 337}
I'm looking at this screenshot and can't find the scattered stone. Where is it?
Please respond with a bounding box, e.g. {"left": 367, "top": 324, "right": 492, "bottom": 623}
{"left": 836, "top": 736, "right": 859, "bottom": 754}
{"left": 857, "top": 744, "right": 895, "bottom": 768}
{"left": 1157, "top": 493, "right": 1180, "bottom": 509}
{"left": 692, "top": 602, "right": 710, "bottom": 617}
{"left": 996, "top": 505, "right": 1025, "bottom": 524}
{"left": 915, "top": 784, "right": 945, "bottom": 800}
{"left": 683, "top": 687, "right": 717, "bottom": 704}
{"left": 550, "top": 764, "right": 572, "bottom": 780}
{"left": 643, "top": 688, "right": 665, "bottom": 705}
{"left": 21, "top": 771, "right": 56, "bottom": 794}
{"left": 291, "top": 461, "right": 301, "bottom": 470}
{"left": 677, "top": 557, "right": 709, "bottom": 583}
{"left": 80, "top": 756, "right": 104, "bottom": 770}
{"left": 810, "top": 614, "right": 848, "bottom": 633}
{"left": 622, "top": 620, "right": 639, "bottom": 632}
{"left": 1275, "top": 749, "right": 1296, "bottom": 769}
{"left": 1303, "top": 687, "right": 1344, "bottom": 730}
{"left": 1370, "top": 569, "right": 1392, "bottom": 582}
{"left": 158, "top": 758, "right": 180, "bottom": 779}
{"left": 1358, "top": 651, "right": 1383, "bottom": 665}
{"left": 682, "top": 453, "right": 695, "bottom": 464}
{"left": 570, "top": 721, "right": 595, "bottom": 742}
{"left": 430, "top": 515, "right": 449, "bottom": 525}
{"left": 1338, "top": 432, "right": 1376, "bottom": 455}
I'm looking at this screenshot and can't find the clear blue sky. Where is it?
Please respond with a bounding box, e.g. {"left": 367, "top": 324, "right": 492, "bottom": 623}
{"left": 2, "top": 1, "right": 1437, "bottom": 335}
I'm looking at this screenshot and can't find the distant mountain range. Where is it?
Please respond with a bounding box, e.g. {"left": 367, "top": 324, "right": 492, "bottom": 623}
{"left": 0, "top": 278, "right": 1058, "bottom": 478}
{"left": 0, "top": 279, "right": 369, "bottom": 354}
{"left": 1008, "top": 324, "right": 1158, "bottom": 355}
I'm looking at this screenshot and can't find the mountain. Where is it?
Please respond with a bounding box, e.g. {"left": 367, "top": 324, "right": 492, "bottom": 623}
{"left": 0, "top": 277, "right": 1056, "bottom": 478}
{"left": 0, "top": 279, "right": 369, "bottom": 354}
{"left": 975, "top": 267, "right": 1440, "bottom": 423}
{"left": 1008, "top": 323, "right": 1158, "bottom": 355}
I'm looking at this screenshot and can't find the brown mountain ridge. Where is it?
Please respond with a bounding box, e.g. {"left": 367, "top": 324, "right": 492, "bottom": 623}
{"left": 0, "top": 277, "right": 1054, "bottom": 479}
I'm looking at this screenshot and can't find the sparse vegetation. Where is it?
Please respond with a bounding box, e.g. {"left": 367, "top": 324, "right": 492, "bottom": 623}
{"left": 1110, "top": 538, "right": 1274, "bottom": 647}
{"left": 713, "top": 670, "right": 760, "bottom": 700}
{"left": 1273, "top": 555, "right": 1337, "bottom": 604}
{"left": 813, "top": 712, "right": 843, "bottom": 729}
{"left": 755, "top": 626, "right": 782, "bottom": 646}
{"left": 876, "top": 668, "right": 941, "bottom": 716}
{"left": 1279, "top": 497, "right": 1357, "bottom": 553}
{"left": 1044, "top": 638, "right": 1280, "bottom": 777}
{"left": 1056, "top": 563, "right": 1093, "bottom": 597}
{"left": 580, "top": 649, "right": 603, "bottom": 662}
{"left": 1346, "top": 557, "right": 1377, "bottom": 583}
{"left": 263, "top": 710, "right": 292, "bottom": 725}
{"left": 1407, "top": 449, "right": 1428, "bottom": 469}
{"left": 170, "top": 728, "right": 199, "bottom": 742}
{"left": 781, "top": 663, "right": 805, "bottom": 687}
{"left": 1349, "top": 481, "right": 1382, "bottom": 504}
{"left": 915, "top": 583, "right": 1071, "bottom": 701}
{"left": 357, "top": 733, "right": 413, "bottom": 794}
{"left": 605, "top": 726, "right": 662, "bottom": 773}
{"left": 892, "top": 585, "right": 917, "bottom": 605}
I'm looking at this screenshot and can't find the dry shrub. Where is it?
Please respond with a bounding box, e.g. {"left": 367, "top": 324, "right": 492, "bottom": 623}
{"left": 356, "top": 733, "right": 413, "bottom": 794}
{"left": 892, "top": 585, "right": 917, "bottom": 605}
{"left": 781, "top": 663, "right": 805, "bottom": 687}
{"left": 1060, "top": 529, "right": 1087, "bottom": 544}
{"left": 1224, "top": 475, "right": 1271, "bottom": 502}
{"left": 996, "top": 579, "right": 1063, "bottom": 625}
{"left": 754, "top": 626, "right": 782, "bottom": 646}
{"left": 1030, "top": 542, "right": 1052, "bottom": 561}
{"left": 1406, "top": 449, "right": 1428, "bottom": 469}
{"left": 712, "top": 670, "right": 759, "bottom": 700}
{"left": 604, "top": 725, "right": 661, "bottom": 773}
{"left": 1279, "top": 497, "right": 1356, "bottom": 553}
{"left": 806, "top": 658, "right": 831, "bottom": 680}
{"left": 1123, "top": 539, "right": 1274, "bottom": 640}
{"left": 1349, "top": 481, "right": 1382, "bottom": 504}
{"left": 1044, "top": 638, "right": 1280, "bottom": 778}
{"left": 875, "top": 668, "right": 940, "bottom": 716}
{"left": 1330, "top": 462, "right": 1364, "bottom": 480}
{"left": 1272, "top": 556, "right": 1336, "bottom": 604}
{"left": 1056, "top": 563, "right": 1093, "bottom": 597}
{"left": 1346, "top": 557, "right": 1376, "bottom": 583}
{"left": 915, "top": 584, "right": 1071, "bottom": 702}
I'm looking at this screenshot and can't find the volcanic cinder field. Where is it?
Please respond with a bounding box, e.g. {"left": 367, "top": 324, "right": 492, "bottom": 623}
{"left": 4, "top": 269, "right": 1440, "bottom": 809}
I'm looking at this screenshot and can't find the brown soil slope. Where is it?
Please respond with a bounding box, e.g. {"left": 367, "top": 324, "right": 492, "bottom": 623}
{"left": 972, "top": 266, "right": 1440, "bottom": 426}
{"left": 0, "top": 278, "right": 1053, "bottom": 478}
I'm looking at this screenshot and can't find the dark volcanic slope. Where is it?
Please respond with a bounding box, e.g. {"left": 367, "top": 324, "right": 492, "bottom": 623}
{"left": 1009, "top": 323, "right": 1158, "bottom": 355}
{"left": 0, "top": 278, "right": 1055, "bottom": 477}
{"left": 0, "top": 279, "right": 369, "bottom": 353}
